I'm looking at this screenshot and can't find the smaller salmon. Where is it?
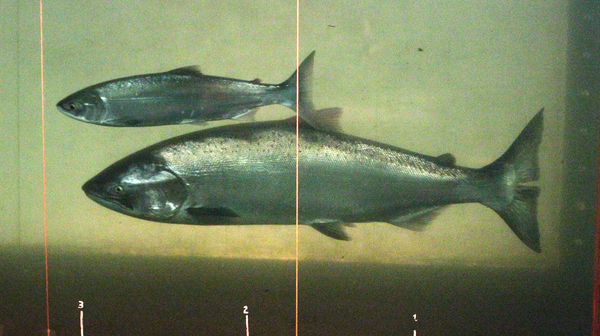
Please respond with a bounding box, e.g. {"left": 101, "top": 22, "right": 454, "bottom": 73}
{"left": 56, "top": 51, "right": 328, "bottom": 128}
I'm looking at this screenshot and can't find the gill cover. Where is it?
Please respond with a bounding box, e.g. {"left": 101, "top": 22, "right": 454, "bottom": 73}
{"left": 83, "top": 155, "right": 188, "bottom": 222}
{"left": 56, "top": 89, "right": 106, "bottom": 123}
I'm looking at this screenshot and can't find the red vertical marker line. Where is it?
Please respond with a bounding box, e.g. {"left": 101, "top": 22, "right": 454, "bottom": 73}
{"left": 39, "top": 0, "right": 51, "bottom": 335}
{"left": 295, "top": 1, "right": 300, "bottom": 336}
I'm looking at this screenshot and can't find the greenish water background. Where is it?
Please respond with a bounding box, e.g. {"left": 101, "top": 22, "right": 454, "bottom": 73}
{"left": 3, "top": 0, "right": 568, "bottom": 265}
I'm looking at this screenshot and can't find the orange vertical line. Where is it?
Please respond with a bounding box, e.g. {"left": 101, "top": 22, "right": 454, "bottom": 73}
{"left": 295, "top": 1, "right": 300, "bottom": 336}
{"left": 39, "top": 0, "right": 51, "bottom": 335}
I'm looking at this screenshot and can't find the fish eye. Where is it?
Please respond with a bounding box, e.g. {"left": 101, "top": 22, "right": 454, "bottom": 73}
{"left": 65, "top": 102, "right": 82, "bottom": 111}
{"left": 113, "top": 185, "right": 124, "bottom": 194}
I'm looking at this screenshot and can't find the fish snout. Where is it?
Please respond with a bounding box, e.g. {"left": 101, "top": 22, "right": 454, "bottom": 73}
{"left": 56, "top": 92, "right": 104, "bottom": 123}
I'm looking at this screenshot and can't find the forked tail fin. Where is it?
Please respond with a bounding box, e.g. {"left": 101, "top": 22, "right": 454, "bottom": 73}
{"left": 280, "top": 51, "right": 340, "bottom": 131}
{"left": 481, "top": 109, "right": 544, "bottom": 253}
{"left": 280, "top": 51, "right": 314, "bottom": 111}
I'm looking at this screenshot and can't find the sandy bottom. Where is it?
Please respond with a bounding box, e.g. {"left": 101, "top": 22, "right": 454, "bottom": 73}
{"left": 0, "top": 246, "right": 590, "bottom": 336}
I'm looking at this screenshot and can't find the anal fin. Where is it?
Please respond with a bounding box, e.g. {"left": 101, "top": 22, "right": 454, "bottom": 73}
{"left": 388, "top": 206, "right": 446, "bottom": 231}
{"left": 231, "top": 108, "right": 259, "bottom": 122}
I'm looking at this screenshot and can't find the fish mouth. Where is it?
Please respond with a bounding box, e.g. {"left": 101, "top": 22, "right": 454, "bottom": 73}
{"left": 82, "top": 180, "right": 134, "bottom": 212}
{"left": 56, "top": 98, "right": 86, "bottom": 117}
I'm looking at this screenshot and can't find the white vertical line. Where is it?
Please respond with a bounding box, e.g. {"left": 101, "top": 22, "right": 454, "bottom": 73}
{"left": 40, "top": 1, "right": 51, "bottom": 335}
{"left": 245, "top": 314, "right": 249, "bottom": 336}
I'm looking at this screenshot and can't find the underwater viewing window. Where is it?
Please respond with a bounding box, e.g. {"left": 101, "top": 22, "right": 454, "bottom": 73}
{"left": 0, "top": 0, "right": 598, "bottom": 335}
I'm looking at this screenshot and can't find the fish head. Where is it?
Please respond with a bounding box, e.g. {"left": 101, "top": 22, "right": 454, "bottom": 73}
{"left": 56, "top": 89, "right": 108, "bottom": 125}
{"left": 82, "top": 154, "right": 188, "bottom": 222}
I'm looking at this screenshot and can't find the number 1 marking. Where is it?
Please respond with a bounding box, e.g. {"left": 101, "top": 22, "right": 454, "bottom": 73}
{"left": 413, "top": 313, "right": 417, "bottom": 336}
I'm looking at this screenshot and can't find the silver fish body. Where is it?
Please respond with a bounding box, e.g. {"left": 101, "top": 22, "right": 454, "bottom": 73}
{"left": 83, "top": 110, "right": 544, "bottom": 252}
{"left": 57, "top": 52, "right": 317, "bottom": 127}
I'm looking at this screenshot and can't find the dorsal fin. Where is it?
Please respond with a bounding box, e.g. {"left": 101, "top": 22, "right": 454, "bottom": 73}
{"left": 300, "top": 107, "right": 343, "bottom": 132}
{"left": 281, "top": 108, "right": 343, "bottom": 132}
{"left": 167, "top": 65, "right": 203, "bottom": 76}
{"left": 436, "top": 153, "right": 456, "bottom": 166}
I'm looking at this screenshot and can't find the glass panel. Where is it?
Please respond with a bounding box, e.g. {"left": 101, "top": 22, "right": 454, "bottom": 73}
{"left": 1, "top": 0, "right": 597, "bottom": 335}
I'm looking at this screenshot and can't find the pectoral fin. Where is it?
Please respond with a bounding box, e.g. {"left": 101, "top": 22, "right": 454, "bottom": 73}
{"left": 310, "top": 222, "right": 352, "bottom": 240}
{"left": 186, "top": 206, "right": 239, "bottom": 218}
